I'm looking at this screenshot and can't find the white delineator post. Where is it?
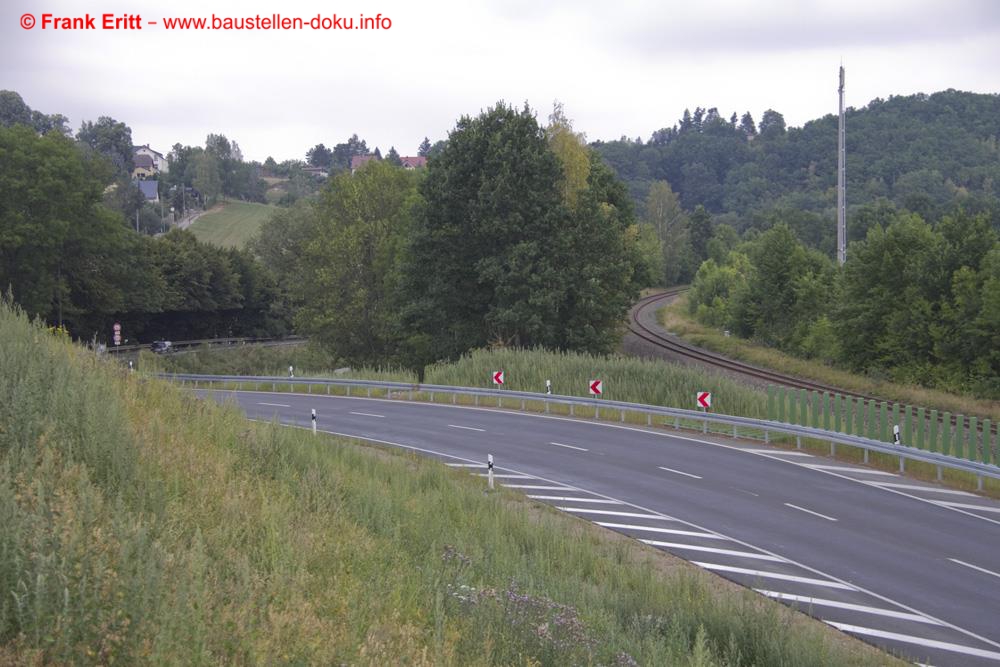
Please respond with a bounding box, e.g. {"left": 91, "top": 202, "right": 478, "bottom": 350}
{"left": 311, "top": 408, "right": 317, "bottom": 435}
{"left": 893, "top": 424, "right": 900, "bottom": 445}
{"left": 545, "top": 379, "right": 552, "bottom": 395}
{"left": 487, "top": 454, "right": 494, "bottom": 490}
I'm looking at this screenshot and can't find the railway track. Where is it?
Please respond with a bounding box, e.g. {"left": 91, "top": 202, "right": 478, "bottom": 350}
{"left": 627, "top": 289, "right": 996, "bottom": 436}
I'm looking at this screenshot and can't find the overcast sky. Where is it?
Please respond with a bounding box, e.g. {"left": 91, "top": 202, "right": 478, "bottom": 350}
{"left": 3, "top": 0, "right": 999, "bottom": 162}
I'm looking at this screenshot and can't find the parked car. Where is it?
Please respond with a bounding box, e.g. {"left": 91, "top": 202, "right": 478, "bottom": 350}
{"left": 150, "top": 340, "right": 172, "bottom": 354}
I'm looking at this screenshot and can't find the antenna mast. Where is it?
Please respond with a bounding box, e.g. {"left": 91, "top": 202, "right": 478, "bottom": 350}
{"left": 837, "top": 65, "right": 846, "bottom": 266}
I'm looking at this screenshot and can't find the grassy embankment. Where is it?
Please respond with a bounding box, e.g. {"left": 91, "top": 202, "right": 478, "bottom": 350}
{"left": 1, "top": 303, "right": 900, "bottom": 664}
{"left": 187, "top": 200, "right": 277, "bottom": 249}
{"left": 660, "top": 293, "right": 1000, "bottom": 424}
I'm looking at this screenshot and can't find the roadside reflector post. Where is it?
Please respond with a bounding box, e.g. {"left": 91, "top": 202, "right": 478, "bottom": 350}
{"left": 546, "top": 379, "right": 552, "bottom": 395}
{"left": 892, "top": 424, "right": 901, "bottom": 446}
{"left": 311, "top": 408, "right": 317, "bottom": 435}
{"left": 487, "top": 454, "right": 494, "bottom": 491}
{"left": 289, "top": 365, "right": 294, "bottom": 378}
{"left": 128, "top": 360, "right": 134, "bottom": 372}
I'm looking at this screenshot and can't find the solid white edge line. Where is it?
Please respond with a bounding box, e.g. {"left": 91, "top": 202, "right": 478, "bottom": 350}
{"left": 692, "top": 563, "right": 856, "bottom": 590}
{"left": 446, "top": 463, "right": 485, "bottom": 467}
{"left": 642, "top": 540, "right": 785, "bottom": 562}
{"left": 949, "top": 558, "right": 1000, "bottom": 581}
{"left": 502, "top": 484, "right": 573, "bottom": 491}
{"left": 755, "top": 590, "right": 943, "bottom": 625}
{"left": 349, "top": 411, "right": 385, "bottom": 418}
{"left": 222, "top": 393, "right": 1000, "bottom": 654}
{"left": 549, "top": 441, "right": 588, "bottom": 451}
{"left": 934, "top": 501, "right": 1000, "bottom": 514}
{"left": 557, "top": 508, "right": 674, "bottom": 520}
{"left": 742, "top": 448, "right": 814, "bottom": 457}
{"left": 595, "top": 522, "right": 723, "bottom": 539}
{"left": 257, "top": 402, "right": 291, "bottom": 407}
{"left": 805, "top": 464, "right": 898, "bottom": 476}
{"left": 784, "top": 503, "right": 838, "bottom": 522}
{"left": 658, "top": 466, "right": 702, "bottom": 479}
{"left": 827, "top": 622, "right": 1000, "bottom": 661}
{"left": 448, "top": 424, "right": 485, "bottom": 432}
{"left": 870, "top": 482, "right": 976, "bottom": 497}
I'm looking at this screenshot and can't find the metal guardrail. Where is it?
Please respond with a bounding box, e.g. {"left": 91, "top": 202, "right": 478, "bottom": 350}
{"left": 108, "top": 335, "right": 306, "bottom": 354}
{"left": 161, "top": 373, "right": 1000, "bottom": 487}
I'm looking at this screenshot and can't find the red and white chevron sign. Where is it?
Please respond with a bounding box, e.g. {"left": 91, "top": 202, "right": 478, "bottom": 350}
{"left": 589, "top": 379, "right": 602, "bottom": 395}
{"left": 492, "top": 370, "right": 504, "bottom": 385}
{"left": 697, "top": 391, "right": 712, "bottom": 408}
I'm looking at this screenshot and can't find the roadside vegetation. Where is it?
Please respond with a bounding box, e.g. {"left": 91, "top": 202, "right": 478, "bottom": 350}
{"left": 661, "top": 293, "right": 1000, "bottom": 424}
{"left": 1, "top": 303, "right": 902, "bottom": 665}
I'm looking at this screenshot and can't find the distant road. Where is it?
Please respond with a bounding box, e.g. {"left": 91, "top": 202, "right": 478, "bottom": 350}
{"left": 201, "top": 388, "right": 1000, "bottom": 667}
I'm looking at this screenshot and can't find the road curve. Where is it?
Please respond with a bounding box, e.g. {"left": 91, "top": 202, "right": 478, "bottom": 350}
{"left": 201, "top": 389, "right": 1000, "bottom": 667}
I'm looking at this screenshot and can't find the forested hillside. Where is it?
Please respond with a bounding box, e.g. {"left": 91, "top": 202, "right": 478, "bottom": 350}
{"left": 594, "top": 90, "right": 1000, "bottom": 251}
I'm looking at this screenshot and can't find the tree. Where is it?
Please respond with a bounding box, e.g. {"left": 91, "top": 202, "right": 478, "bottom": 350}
{"left": 385, "top": 146, "right": 402, "bottom": 166}
{"left": 77, "top": 116, "right": 134, "bottom": 177}
{"left": 401, "top": 102, "right": 640, "bottom": 372}
{"left": 643, "top": 180, "right": 694, "bottom": 284}
{"left": 546, "top": 102, "right": 590, "bottom": 209}
{"left": 295, "top": 161, "right": 419, "bottom": 364}
{"left": 193, "top": 150, "right": 222, "bottom": 205}
{"left": 0, "top": 90, "right": 31, "bottom": 127}
{"left": 306, "top": 143, "right": 333, "bottom": 168}
{"left": 738, "top": 112, "right": 757, "bottom": 138}
{"left": 688, "top": 205, "right": 713, "bottom": 262}
{"left": 418, "top": 137, "right": 432, "bottom": 157}
{"left": 331, "top": 134, "right": 368, "bottom": 171}
{"left": 373, "top": 147, "right": 382, "bottom": 160}
{"left": 757, "top": 109, "right": 786, "bottom": 140}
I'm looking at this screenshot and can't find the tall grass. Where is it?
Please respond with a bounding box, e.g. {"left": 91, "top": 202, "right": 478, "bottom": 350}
{"left": 0, "top": 301, "right": 897, "bottom": 664}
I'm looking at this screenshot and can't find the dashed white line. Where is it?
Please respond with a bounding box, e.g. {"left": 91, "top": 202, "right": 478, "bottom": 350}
{"left": 869, "top": 482, "right": 976, "bottom": 497}
{"left": 934, "top": 501, "right": 1000, "bottom": 514}
{"left": 349, "top": 411, "right": 385, "bottom": 418}
{"left": 257, "top": 402, "right": 291, "bottom": 407}
{"left": 549, "top": 441, "right": 589, "bottom": 452}
{"left": 557, "top": 507, "right": 674, "bottom": 520}
{"left": 949, "top": 558, "right": 1000, "bottom": 581}
{"left": 743, "top": 448, "right": 814, "bottom": 457}
{"left": 643, "top": 541, "right": 785, "bottom": 562}
{"left": 784, "top": 503, "right": 838, "bottom": 522}
{"left": 692, "top": 563, "right": 857, "bottom": 590}
{"left": 827, "top": 622, "right": 1000, "bottom": 661}
{"left": 756, "top": 591, "right": 943, "bottom": 625}
{"left": 448, "top": 424, "right": 485, "bottom": 432}
{"left": 528, "top": 495, "right": 621, "bottom": 504}
{"left": 805, "top": 464, "right": 897, "bottom": 476}
{"left": 658, "top": 466, "right": 702, "bottom": 479}
{"left": 596, "top": 523, "right": 723, "bottom": 539}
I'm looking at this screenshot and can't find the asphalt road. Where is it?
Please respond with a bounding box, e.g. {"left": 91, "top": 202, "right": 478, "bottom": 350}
{"left": 199, "top": 389, "right": 1000, "bottom": 666}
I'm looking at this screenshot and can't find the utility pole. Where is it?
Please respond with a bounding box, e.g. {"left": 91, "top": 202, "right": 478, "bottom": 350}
{"left": 837, "top": 65, "right": 847, "bottom": 266}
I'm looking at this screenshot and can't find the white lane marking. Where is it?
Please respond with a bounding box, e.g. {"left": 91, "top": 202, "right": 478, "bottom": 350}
{"left": 743, "top": 448, "right": 814, "bottom": 457}
{"left": 349, "top": 411, "right": 385, "bottom": 418}
{"left": 869, "top": 482, "right": 976, "bottom": 497}
{"left": 949, "top": 558, "right": 1000, "bottom": 581}
{"left": 827, "top": 622, "right": 1000, "bottom": 661}
{"left": 549, "top": 441, "right": 588, "bottom": 451}
{"left": 805, "top": 464, "right": 897, "bottom": 476}
{"left": 693, "top": 563, "right": 856, "bottom": 590}
{"left": 639, "top": 540, "right": 788, "bottom": 563}
{"left": 257, "top": 402, "right": 291, "bottom": 407}
{"left": 785, "top": 503, "right": 838, "bottom": 522}
{"left": 596, "top": 523, "right": 723, "bottom": 539}
{"left": 449, "top": 424, "right": 485, "bottom": 432}
{"left": 477, "top": 473, "right": 533, "bottom": 479}
{"left": 528, "top": 495, "right": 621, "bottom": 504}
{"left": 502, "top": 484, "right": 573, "bottom": 491}
{"left": 239, "top": 405, "right": 1000, "bottom": 655}
{"left": 658, "top": 466, "right": 702, "bottom": 479}
{"left": 934, "top": 501, "right": 1000, "bottom": 514}
{"left": 643, "top": 541, "right": 786, "bottom": 562}
{"left": 446, "top": 463, "right": 485, "bottom": 467}
{"left": 756, "top": 591, "right": 943, "bottom": 625}
{"left": 558, "top": 507, "right": 674, "bottom": 520}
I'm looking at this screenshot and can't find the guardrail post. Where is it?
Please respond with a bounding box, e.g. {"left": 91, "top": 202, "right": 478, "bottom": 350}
{"left": 453, "top": 393, "right": 457, "bottom": 405}
{"left": 764, "top": 429, "right": 769, "bottom": 443}
{"left": 929, "top": 409, "right": 938, "bottom": 453}
{"left": 984, "top": 419, "right": 993, "bottom": 465}
{"left": 703, "top": 417, "right": 708, "bottom": 434}
{"left": 570, "top": 404, "right": 574, "bottom": 417}
{"left": 346, "top": 385, "right": 351, "bottom": 397}
{"left": 368, "top": 387, "right": 372, "bottom": 398}
{"left": 969, "top": 417, "right": 979, "bottom": 462}
{"left": 942, "top": 412, "right": 952, "bottom": 456}
{"left": 475, "top": 395, "right": 479, "bottom": 407}
{"left": 899, "top": 455, "right": 905, "bottom": 473}
{"left": 646, "top": 412, "right": 650, "bottom": 425}
{"left": 796, "top": 435, "right": 801, "bottom": 450}
{"left": 522, "top": 399, "right": 526, "bottom": 411}
{"left": 917, "top": 407, "right": 925, "bottom": 450}
{"left": 326, "top": 384, "right": 330, "bottom": 395}
{"left": 621, "top": 409, "right": 625, "bottom": 423}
